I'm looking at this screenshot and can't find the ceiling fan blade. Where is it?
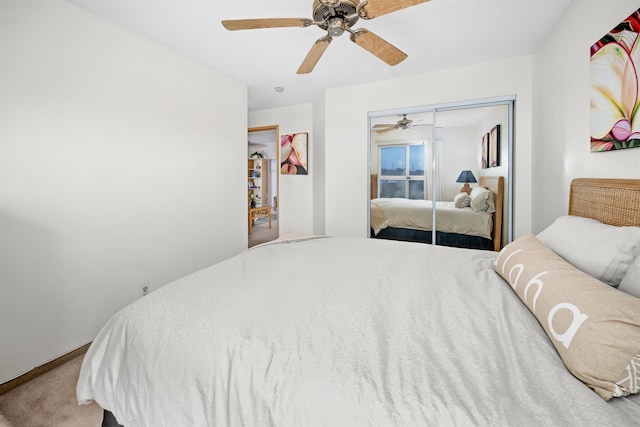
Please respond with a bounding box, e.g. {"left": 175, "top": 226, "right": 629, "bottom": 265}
{"left": 373, "top": 124, "right": 397, "bottom": 128}
{"left": 360, "top": 0, "right": 431, "bottom": 19}
{"left": 376, "top": 126, "right": 399, "bottom": 134}
{"left": 297, "top": 36, "right": 332, "bottom": 74}
{"left": 222, "top": 18, "right": 310, "bottom": 31}
{"left": 350, "top": 29, "right": 407, "bottom": 66}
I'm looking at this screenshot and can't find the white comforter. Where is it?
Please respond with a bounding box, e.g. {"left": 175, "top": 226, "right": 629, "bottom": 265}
{"left": 77, "top": 237, "right": 640, "bottom": 426}
{"left": 370, "top": 198, "right": 493, "bottom": 239}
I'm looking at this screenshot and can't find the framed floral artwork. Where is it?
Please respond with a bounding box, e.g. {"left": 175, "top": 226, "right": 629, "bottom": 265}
{"left": 489, "top": 125, "right": 501, "bottom": 167}
{"left": 481, "top": 132, "right": 489, "bottom": 169}
{"left": 590, "top": 9, "right": 640, "bottom": 152}
{"left": 280, "top": 132, "right": 308, "bottom": 175}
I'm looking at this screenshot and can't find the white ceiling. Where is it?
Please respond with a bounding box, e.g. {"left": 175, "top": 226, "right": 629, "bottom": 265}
{"left": 68, "top": 0, "right": 572, "bottom": 111}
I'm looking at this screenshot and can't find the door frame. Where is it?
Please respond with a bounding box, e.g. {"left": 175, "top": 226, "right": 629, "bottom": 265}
{"left": 248, "top": 125, "right": 280, "bottom": 241}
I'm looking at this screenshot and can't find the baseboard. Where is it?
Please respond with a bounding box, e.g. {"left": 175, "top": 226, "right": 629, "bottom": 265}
{"left": 0, "top": 343, "right": 91, "bottom": 395}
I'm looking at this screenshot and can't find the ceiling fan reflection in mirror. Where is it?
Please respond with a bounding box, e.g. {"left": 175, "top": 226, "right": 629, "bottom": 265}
{"left": 373, "top": 114, "right": 432, "bottom": 133}
{"left": 222, "top": 0, "right": 431, "bottom": 74}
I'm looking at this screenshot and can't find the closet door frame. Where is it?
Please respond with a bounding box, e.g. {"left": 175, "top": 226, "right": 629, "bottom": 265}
{"left": 367, "top": 95, "right": 515, "bottom": 245}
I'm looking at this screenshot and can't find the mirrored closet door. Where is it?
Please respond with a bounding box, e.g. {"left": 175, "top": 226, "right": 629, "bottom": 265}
{"left": 368, "top": 97, "right": 513, "bottom": 251}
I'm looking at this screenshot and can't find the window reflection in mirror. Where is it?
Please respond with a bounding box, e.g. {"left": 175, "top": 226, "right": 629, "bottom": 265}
{"left": 369, "top": 99, "right": 512, "bottom": 251}
{"left": 379, "top": 144, "right": 425, "bottom": 199}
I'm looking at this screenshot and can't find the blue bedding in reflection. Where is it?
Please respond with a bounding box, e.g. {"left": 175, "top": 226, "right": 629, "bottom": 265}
{"left": 371, "top": 227, "right": 493, "bottom": 250}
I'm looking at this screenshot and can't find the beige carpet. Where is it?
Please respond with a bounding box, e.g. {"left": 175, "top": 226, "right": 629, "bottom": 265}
{"left": 248, "top": 219, "right": 279, "bottom": 248}
{"left": 0, "top": 355, "right": 102, "bottom": 426}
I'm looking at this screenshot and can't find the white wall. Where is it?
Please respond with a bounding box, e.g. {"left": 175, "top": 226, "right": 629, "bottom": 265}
{"left": 249, "top": 104, "right": 315, "bottom": 235}
{"left": 532, "top": 0, "right": 640, "bottom": 232}
{"left": 324, "top": 56, "right": 533, "bottom": 239}
{"left": 312, "top": 97, "right": 326, "bottom": 235}
{"left": 439, "top": 126, "right": 479, "bottom": 200}
{"left": 0, "top": 0, "right": 247, "bottom": 383}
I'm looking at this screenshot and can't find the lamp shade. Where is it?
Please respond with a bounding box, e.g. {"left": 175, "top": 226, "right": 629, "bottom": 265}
{"left": 456, "top": 170, "right": 477, "bottom": 183}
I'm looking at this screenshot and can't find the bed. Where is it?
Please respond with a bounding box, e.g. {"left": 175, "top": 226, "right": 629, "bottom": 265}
{"left": 371, "top": 176, "right": 504, "bottom": 251}
{"left": 78, "top": 178, "right": 640, "bottom": 426}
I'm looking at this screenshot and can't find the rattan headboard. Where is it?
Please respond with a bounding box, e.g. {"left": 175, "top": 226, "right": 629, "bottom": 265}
{"left": 569, "top": 178, "right": 640, "bottom": 227}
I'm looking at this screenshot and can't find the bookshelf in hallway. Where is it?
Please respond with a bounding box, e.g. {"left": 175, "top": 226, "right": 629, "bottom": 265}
{"left": 248, "top": 158, "right": 269, "bottom": 208}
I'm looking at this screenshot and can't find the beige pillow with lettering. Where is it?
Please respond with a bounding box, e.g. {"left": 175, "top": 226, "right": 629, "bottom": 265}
{"left": 495, "top": 234, "right": 640, "bottom": 400}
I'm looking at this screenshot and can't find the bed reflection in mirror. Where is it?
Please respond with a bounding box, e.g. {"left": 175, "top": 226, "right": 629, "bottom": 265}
{"left": 369, "top": 101, "right": 511, "bottom": 251}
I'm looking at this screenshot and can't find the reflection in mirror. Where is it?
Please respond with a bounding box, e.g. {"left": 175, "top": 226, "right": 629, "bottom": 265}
{"left": 369, "top": 101, "right": 511, "bottom": 251}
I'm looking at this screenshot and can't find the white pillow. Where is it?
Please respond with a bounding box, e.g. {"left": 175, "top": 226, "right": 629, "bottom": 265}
{"left": 619, "top": 256, "right": 640, "bottom": 298}
{"left": 537, "top": 215, "right": 640, "bottom": 287}
{"left": 453, "top": 192, "right": 470, "bottom": 208}
{"left": 469, "top": 186, "right": 495, "bottom": 213}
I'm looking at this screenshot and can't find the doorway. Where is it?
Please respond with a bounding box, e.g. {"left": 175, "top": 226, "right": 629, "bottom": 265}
{"left": 248, "top": 125, "right": 279, "bottom": 247}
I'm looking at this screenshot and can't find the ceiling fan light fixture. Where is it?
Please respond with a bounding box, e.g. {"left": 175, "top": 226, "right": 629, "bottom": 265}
{"left": 327, "top": 17, "right": 347, "bottom": 37}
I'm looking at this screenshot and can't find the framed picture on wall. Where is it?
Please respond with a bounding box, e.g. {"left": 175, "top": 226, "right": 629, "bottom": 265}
{"left": 481, "top": 132, "right": 489, "bottom": 169}
{"left": 590, "top": 8, "right": 640, "bottom": 152}
{"left": 280, "top": 132, "right": 308, "bottom": 175}
{"left": 488, "top": 125, "right": 501, "bottom": 167}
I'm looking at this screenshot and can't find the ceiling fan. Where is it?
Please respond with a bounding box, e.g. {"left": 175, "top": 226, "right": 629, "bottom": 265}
{"left": 221, "top": 0, "right": 431, "bottom": 74}
{"left": 373, "top": 114, "right": 430, "bottom": 133}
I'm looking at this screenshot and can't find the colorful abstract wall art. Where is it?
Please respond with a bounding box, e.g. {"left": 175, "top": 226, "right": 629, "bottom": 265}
{"left": 481, "top": 132, "right": 489, "bottom": 169}
{"left": 280, "top": 132, "right": 308, "bottom": 175}
{"left": 489, "top": 125, "right": 501, "bottom": 167}
{"left": 590, "top": 9, "right": 640, "bottom": 152}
